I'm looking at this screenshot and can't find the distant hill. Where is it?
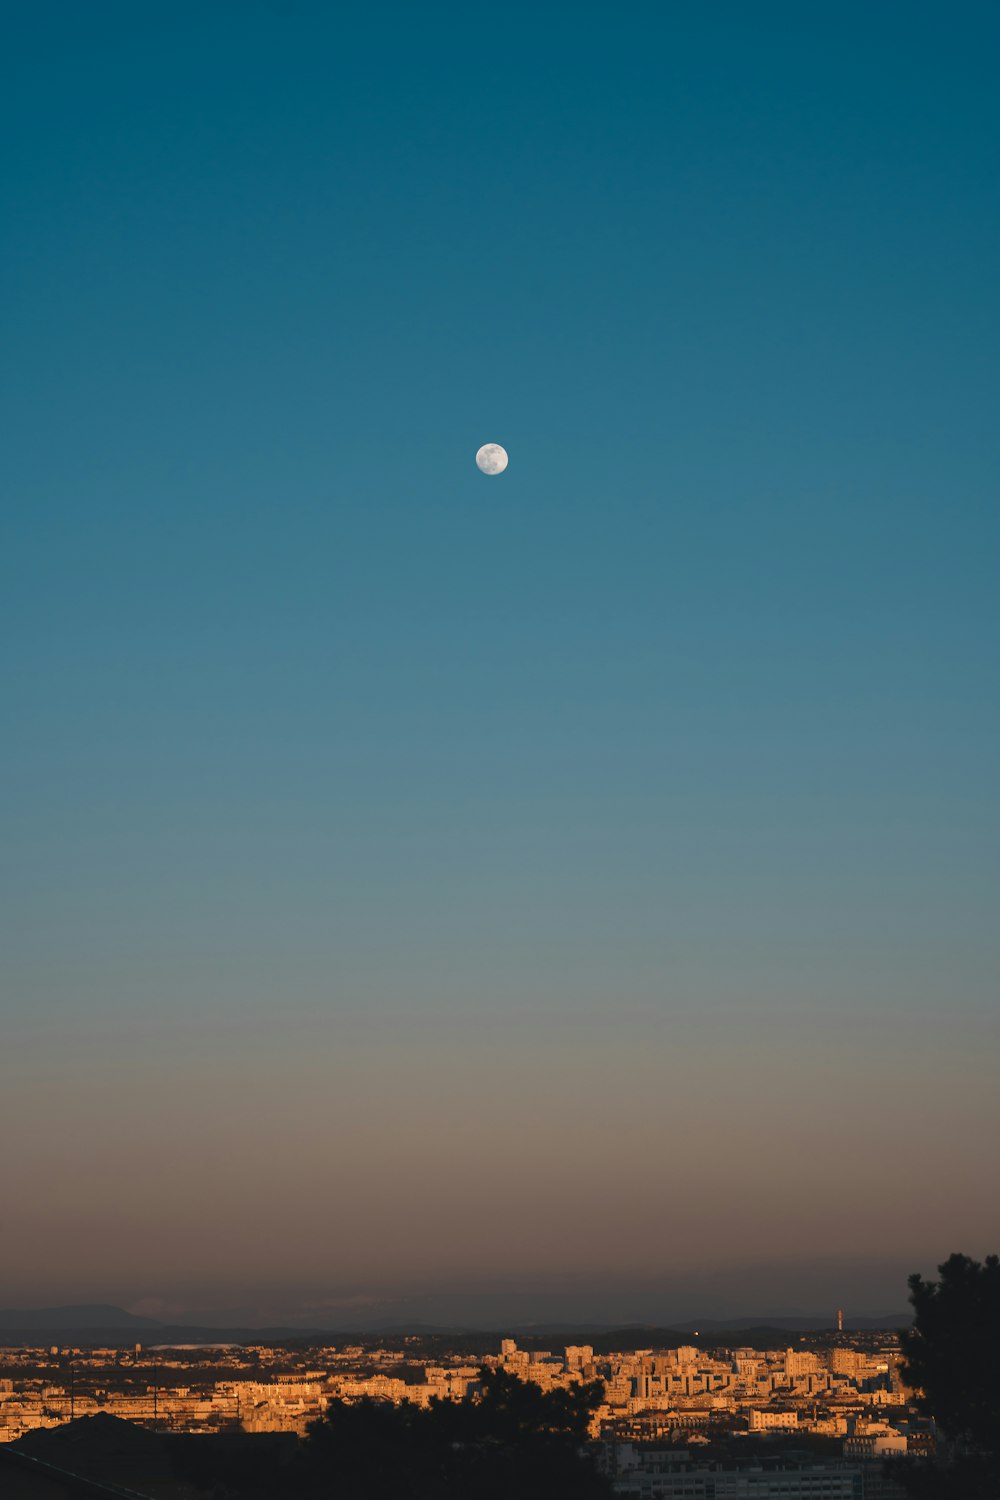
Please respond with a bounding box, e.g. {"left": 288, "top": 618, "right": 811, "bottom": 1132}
{"left": 0, "top": 1302, "right": 913, "bottom": 1348}
{"left": 0, "top": 1304, "right": 162, "bottom": 1331}
{"left": 0, "top": 1305, "right": 340, "bottom": 1348}
{"left": 670, "top": 1314, "right": 912, "bottom": 1333}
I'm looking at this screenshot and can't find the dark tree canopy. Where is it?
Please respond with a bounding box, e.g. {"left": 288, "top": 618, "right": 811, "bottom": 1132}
{"left": 901, "top": 1252, "right": 1000, "bottom": 1454}
{"left": 298, "top": 1367, "right": 610, "bottom": 1499}
{"left": 168, "top": 1370, "right": 609, "bottom": 1498}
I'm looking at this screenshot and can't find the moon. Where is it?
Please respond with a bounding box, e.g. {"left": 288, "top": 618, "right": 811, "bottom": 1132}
{"left": 475, "top": 442, "right": 508, "bottom": 475}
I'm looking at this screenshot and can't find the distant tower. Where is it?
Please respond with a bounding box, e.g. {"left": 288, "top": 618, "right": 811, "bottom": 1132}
{"left": 837, "top": 1308, "right": 844, "bottom": 1333}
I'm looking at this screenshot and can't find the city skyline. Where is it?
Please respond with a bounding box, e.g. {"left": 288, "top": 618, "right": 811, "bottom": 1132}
{"left": 3, "top": 3, "right": 999, "bottom": 1322}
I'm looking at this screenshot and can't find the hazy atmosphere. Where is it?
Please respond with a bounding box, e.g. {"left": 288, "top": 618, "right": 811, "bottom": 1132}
{"left": 3, "top": 1, "right": 999, "bottom": 1328}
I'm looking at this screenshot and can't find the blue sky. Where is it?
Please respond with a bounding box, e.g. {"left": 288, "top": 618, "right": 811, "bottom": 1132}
{"left": 2, "top": 2, "right": 999, "bottom": 1319}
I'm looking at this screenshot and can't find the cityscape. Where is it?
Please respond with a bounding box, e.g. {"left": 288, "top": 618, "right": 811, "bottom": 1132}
{"left": 0, "top": 1319, "right": 936, "bottom": 1498}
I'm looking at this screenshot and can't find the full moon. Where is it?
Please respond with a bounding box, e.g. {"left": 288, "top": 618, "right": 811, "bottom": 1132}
{"left": 475, "top": 443, "right": 508, "bottom": 475}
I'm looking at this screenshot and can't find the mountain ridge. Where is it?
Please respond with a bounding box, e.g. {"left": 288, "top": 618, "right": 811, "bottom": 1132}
{"left": 0, "top": 1304, "right": 162, "bottom": 1330}
{"left": 0, "top": 1302, "right": 911, "bottom": 1345}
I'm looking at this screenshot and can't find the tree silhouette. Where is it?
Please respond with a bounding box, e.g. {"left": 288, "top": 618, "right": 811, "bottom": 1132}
{"left": 901, "top": 1253, "right": 1000, "bottom": 1452}
{"left": 297, "top": 1366, "right": 610, "bottom": 1499}
{"left": 899, "top": 1252, "right": 1000, "bottom": 1498}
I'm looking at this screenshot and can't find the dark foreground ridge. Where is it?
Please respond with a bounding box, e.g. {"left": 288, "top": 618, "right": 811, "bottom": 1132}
{"left": 0, "top": 1413, "right": 168, "bottom": 1497}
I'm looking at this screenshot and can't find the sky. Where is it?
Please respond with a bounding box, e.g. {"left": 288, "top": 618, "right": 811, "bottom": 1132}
{"left": 2, "top": 1, "right": 999, "bottom": 1327}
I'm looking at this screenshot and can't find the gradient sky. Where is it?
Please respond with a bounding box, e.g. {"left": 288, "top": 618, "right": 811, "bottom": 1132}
{"left": 3, "top": 1, "right": 999, "bottom": 1326}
